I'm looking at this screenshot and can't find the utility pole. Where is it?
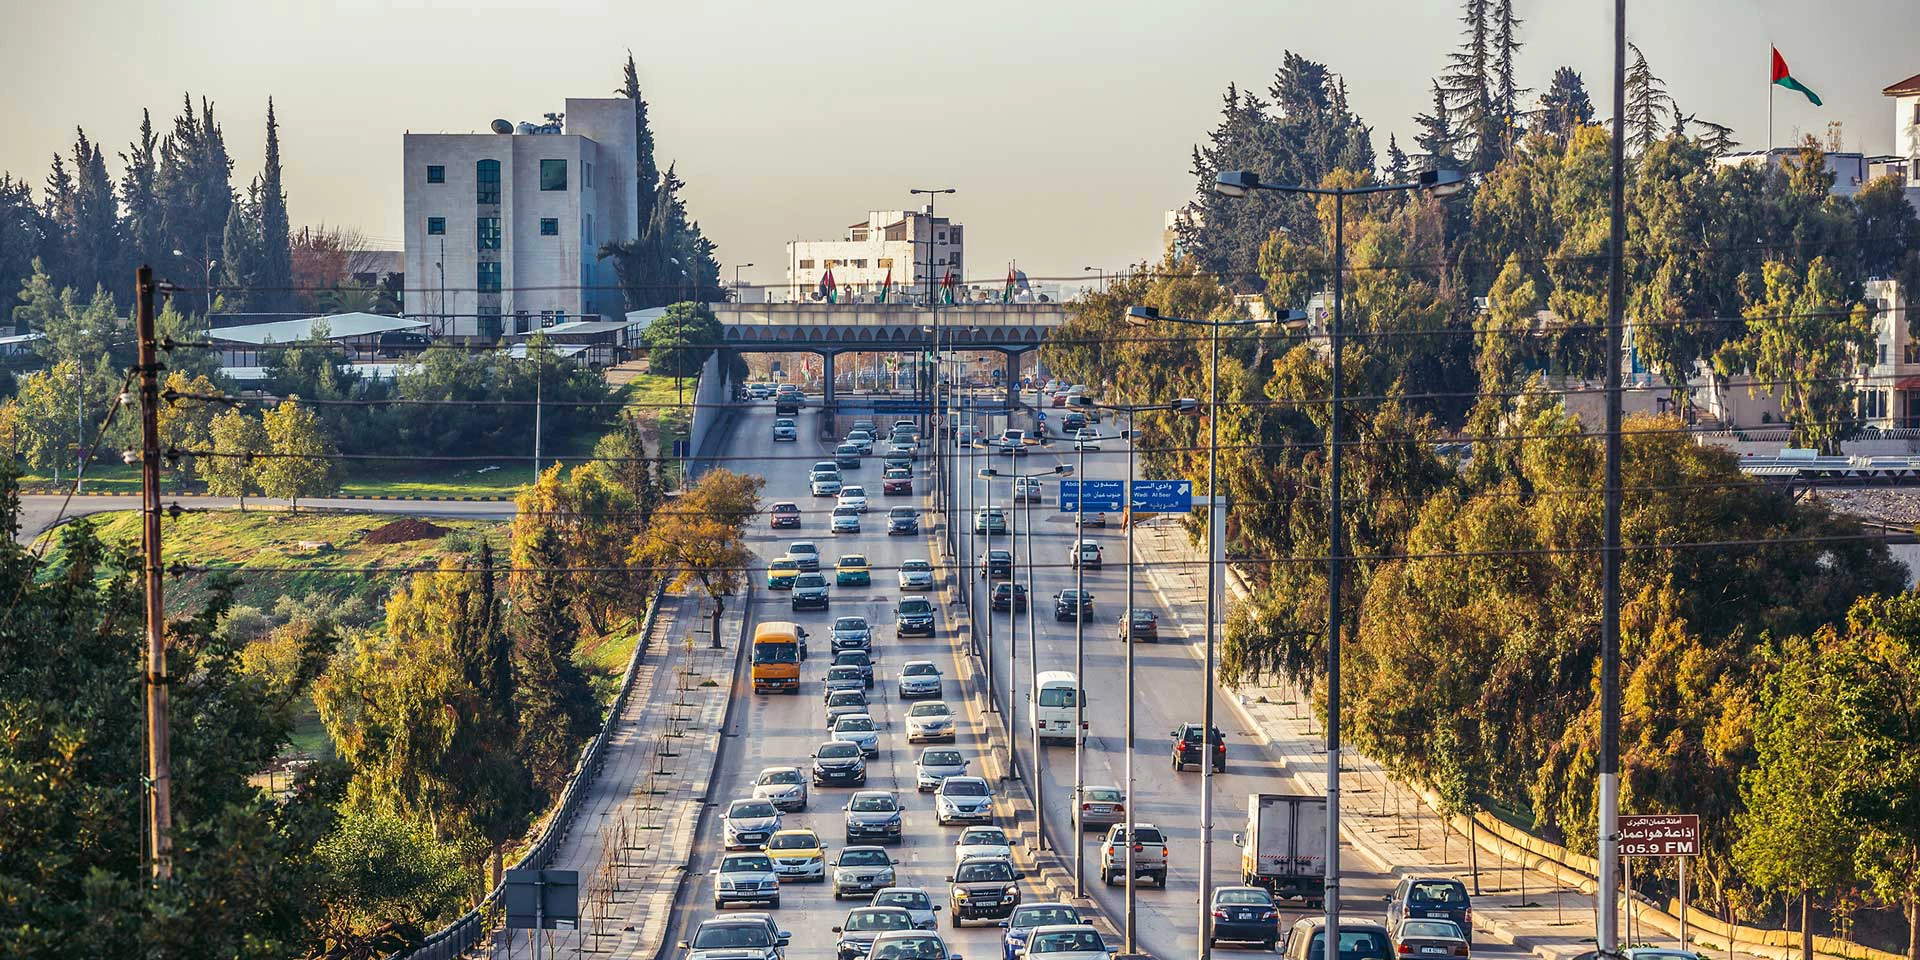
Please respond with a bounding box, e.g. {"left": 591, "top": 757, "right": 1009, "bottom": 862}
{"left": 137, "top": 265, "right": 174, "bottom": 880}
{"left": 1598, "top": 0, "right": 1628, "bottom": 954}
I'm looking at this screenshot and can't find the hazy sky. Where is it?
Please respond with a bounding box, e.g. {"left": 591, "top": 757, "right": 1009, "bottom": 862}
{"left": 3, "top": 1, "right": 1915, "bottom": 291}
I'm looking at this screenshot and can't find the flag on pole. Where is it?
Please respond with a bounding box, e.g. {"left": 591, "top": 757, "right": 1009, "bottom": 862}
{"left": 817, "top": 265, "right": 838, "bottom": 303}
{"left": 877, "top": 266, "right": 892, "bottom": 304}
{"left": 941, "top": 269, "right": 956, "bottom": 305}
{"left": 1771, "top": 48, "right": 1823, "bottom": 106}
{"left": 1002, "top": 264, "right": 1017, "bottom": 303}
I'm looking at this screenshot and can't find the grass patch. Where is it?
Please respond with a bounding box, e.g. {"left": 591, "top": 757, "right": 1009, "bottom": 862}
{"left": 615, "top": 373, "right": 695, "bottom": 411}
{"left": 287, "top": 699, "right": 333, "bottom": 760}
{"left": 22, "top": 462, "right": 145, "bottom": 494}
{"left": 338, "top": 463, "right": 538, "bottom": 498}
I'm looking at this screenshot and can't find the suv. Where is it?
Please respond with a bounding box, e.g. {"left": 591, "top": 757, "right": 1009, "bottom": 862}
{"left": 1121, "top": 608, "right": 1158, "bottom": 642}
{"left": 792, "top": 573, "right": 830, "bottom": 611}
{"left": 973, "top": 508, "right": 1007, "bottom": 534}
{"left": 888, "top": 507, "right": 921, "bottom": 535}
{"left": 946, "top": 856, "right": 1021, "bottom": 926}
{"left": 1099, "top": 823, "right": 1169, "bottom": 887}
{"left": 1281, "top": 919, "right": 1393, "bottom": 960}
{"left": 979, "top": 550, "right": 1013, "bottom": 580}
{"left": 897, "top": 597, "right": 937, "bottom": 637}
{"left": 1172, "top": 723, "right": 1226, "bottom": 773}
{"left": 1385, "top": 877, "right": 1473, "bottom": 944}
{"left": 1053, "top": 589, "right": 1093, "bottom": 622}
{"left": 1067, "top": 540, "right": 1102, "bottom": 569}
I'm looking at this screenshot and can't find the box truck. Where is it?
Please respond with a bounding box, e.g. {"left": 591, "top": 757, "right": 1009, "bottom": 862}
{"left": 1234, "top": 793, "right": 1328, "bottom": 905}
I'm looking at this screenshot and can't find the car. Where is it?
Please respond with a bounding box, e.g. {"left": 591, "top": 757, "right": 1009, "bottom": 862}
{"left": 764, "top": 828, "right": 828, "bottom": 883}
{"left": 990, "top": 582, "right": 1028, "bottom": 612}
{"left": 974, "top": 508, "right": 1007, "bottom": 534}
{"left": 1067, "top": 540, "right": 1102, "bottom": 569}
{"left": 826, "top": 689, "right": 870, "bottom": 729}
{"left": 1280, "top": 919, "right": 1393, "bottom": 960}
{"left": 953, "top": 825, "right": 1013, "bottom": 863}
{"left": 767, "top": 558, "right": 801, "bottom": 590}
{"left": 724, "top": 798, "right": 785, "bottom": 850}
{"left": 813, "top": 475, "right": 845, "bottom": 496}
{"left": 884, "top": 454, "right": 914, "bottom": 472}
{"left": 1099, "top": 823, "right": 1169, "bottom": 887}
{"left": 1121, "top": 608, "right": 1158, "bottom": 642}
{"left": 980, "top": 550, "right": 1013, "bottom": 580}
{"left": 1023, "top": 925, "right": 1107, "bottom": 960}
{"left": 1062, "top": 413, "right": 1086, "bottom": 433}
{"left": 852, "top": 418, "right": 878, "bottom": 434}
{"left": 713, "top": 851, "right": 782, "bottom": 910}
{"left": 773, "top": 419, "right": 799, "bottom": 442}
{"left": 836, "top": 444, "right": 865, "bottom": 470}
{"left": 1209, "top": 886, "right": 1281, "bottom": 948}
{"left": 887, "top": 506, "right": 921, "bottom": 535}
{"left": 1385, "top": 877, "right": 1474, "bottom": 944}
{"left": 832, "top": 845, "right": 899, "bottom": 899}
{"left": 1053, "top": 589, "right": 1093, "bottom": 622}
{"left": 831, "top": 616, "right": 873, "bottom": 651}
{"left": 836, "top": 556, "right": 872, "bottom": 586}
{"left": 1078, "top": 785, "right": 1126, "bottom": 831}
{"left": 832, "top": 506, "right": 862, "bottom": 534}
{"left": 793, "top": 573, "right": 831, "bottom": 611}
{"left": 680, "top": 916, "right": 791, "bottom": 960}
{"left": 832, "top": 713, "right": 881, "bottom": 756}
{"left": 894, "top": 419, "right": 920, "bottom": 435}
{"left": 1013, "top": 477, "right": 1043, "bottom": 503}
{"left": 995, "top": 430, "right": 1030, "bottom": 454}
{"left": 812, "top": 740, "right": 868, "bottom": 787}
{"left": 752, "top": 766, "right": 809, "bottom": 812}
{"left": 872, "top": 887, "right": 941, "bottom": 931}
{"left": 839, "top": 487, "right": 870, "bottom": 512}
{"left": 868, "top": 930, "right": 963, "bottom": 960}
{"left": 1172, "top": 722, "right": 1226, "bottom": 773}
{"left": 946, "top": 856, "right": 1021, "bottom": 926}
{"left": 1390, "top": 919, "right": 1471, "bottom": 959}
{"left": 1071, "top": 428, "right": 1101, "bottom": 451}
{"left": 915, "top": 747, "right": 968, "bottom": 793}
{"left": 787, "top": 542, "right": 822, "bottom": 571}
{"left": 842, "top": 790, "right": 904, "bottom": 843}
{"left": 889, "top": 439, "right": 918, "bottom": 457}
{"left": 898, "top": 559, "right": 935, "bottom": 591}
{"left": 1074, "top": 511, "right": 1107, "bottom": 529}
{"left": 750, "top": 383, "right": 774, "bottom": 399}
{"left": 833, "top": 649, "right": 875, "bottom": 688}
{"left": 897, "top": 661, "right": 944, "bottom": 700}
{"left": 846, "top": 430, "right": 875, "bottom": 453}
{"left": 1000, "top": 904, "right": 1086, "bottom": 960}
{"left": 934, "top": 776, "right": 994, "bottom": 826}
{"left": 884, "top": 468, "right": 915, "bottom": 495}
{"left": 770, "top": 502, "right": 802, "bottom": 529}
{"left": 897, "top": 597, "right": 937, "bottom": 636}
{"left": 834, "top": 906, "right": 917, "bottom": 960}
{"left": 824, "top": 666, "right": 867, "bottom": 699}
{"left": 906, "top": 700, "right": 957, "bottom": 742}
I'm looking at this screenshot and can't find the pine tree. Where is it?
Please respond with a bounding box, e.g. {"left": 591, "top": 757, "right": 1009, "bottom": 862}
{"left": 1385, "top": 134, "right": 1411, "bottom": 185}
{"left": 1414, "top": 81, "right": 1459, "bottom": 169}
{"left": 1624, "top": 43, "right": 1674, "bottom": 153}
{"left": 1694, "top": 118, "right": 1739, "bottom": 156}
{"left": 1491, "top": 0, "right": 1526, "bottom": 149}
{"left": 156, "top": 94, "right": 234, "bottom": 300}
{"left": 1442, "top": 0, "right": 1499, "bottom": 170}
{"left": 618, "top": 53, "right": 660, "bottom": 228}
{"left": 1537, "top": 66, "right": 1595, "bottom": 141}
{"left": 63, "top": 128, "right": 121, "bottom": 299}
{"left": 0, "top": 175, "right": 45, "bottom": 322}
{"left": 41, "top": 153, "right": 73, "bottom": 285}
{"left": 220, "top": 180, "right": 262, "bottom": 311}
{"left": 118, "top": 109, "right": 165, "bottom": 279}
{"left": 256, "top": 98, "right": 293, "bottom": 315}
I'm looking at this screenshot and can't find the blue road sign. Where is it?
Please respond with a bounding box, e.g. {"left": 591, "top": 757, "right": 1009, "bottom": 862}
{"left": 1129, "top": 479, "right": 1194, "bottom": 512}
{"left": 1059, "top": 480, "right": 1125, "bottom": 513}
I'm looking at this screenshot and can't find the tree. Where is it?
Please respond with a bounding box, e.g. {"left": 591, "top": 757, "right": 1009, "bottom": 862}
{"left": 617, "top": 52, "right": 660, "bottom": 229}
{"left": 1413, "top": 81, "right": 1459, "bottom": 169}
{"left": 511, "top": 462, "right": 639, "bottom": 634}
{"left": 220, "top": 183, "right": 262, "bottom": 312}
{"left": 290, "top": 224, "right": 377, "bottom": 313}
{"left": 155, "top": 371, "right": 221, "bottom": 485}
{"left": 643, "top": 301, "right": 722, "bottom": 377}
{"left": 118, "top": 109, "right": 165, "bottom": 280}
{"left": 260, "top": 396, "right": 342, "bottom": 509}
{"left": 205, "top": 407, "right": 268, "bottom": 507}
{"left": 0, "top": 174, "right": 47, "bottom": 320}
{"left": 1625, "top": 44, "right": 1674, "bottom": 153}
{"left": 1831, "top": 595, "right": 1920, "bottom": 960}
{"left": 11, "top": 359, "right": 86, "bottom": 480}
{"left": 1714, "top": 258, "right": 1873, "bottom": 452}
{"left": 629, "top": 467, "right": 764, "bottom": 643}
{"left": 154, "top": 94, "right": 234, "bottom": 296}
{"left": 50, "top": 127, "right": 122, "bottom": 298}
{"left": 1442, "top": 0, "right": 1501, "bottom": 170}
{"left": 256, "top": 99, "right": 293, "bottom": 315}
{"left": 511, "top": 523, "right": 601, "bottom": 795}
{"left": 1384, "top": 134, "right": 1410, "bottom": 185}
{"left": 1491, "top": 0, "right": 1526, "bottom": 145}
{"left": 310, "top": 811, "right": 475, "bottom": 958}
{"left": 1537, "top": 66, "right": 1594, "bottom": 142}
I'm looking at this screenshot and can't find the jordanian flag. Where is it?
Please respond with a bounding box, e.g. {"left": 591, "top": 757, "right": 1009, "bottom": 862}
{"left": 877, "top": 266, "right": 892, "bottom": 304}
{"left": 1771, "top": 48, "right": 1822, "bottom": 106}
{"left": 1001, "top": 264, "right": 1017, "bottom": 303}
{"left": 941, "top": 269, "right": 956, "bottom": 305}
{"left": 818, "top": 265, "right": 838, "bottom": 303}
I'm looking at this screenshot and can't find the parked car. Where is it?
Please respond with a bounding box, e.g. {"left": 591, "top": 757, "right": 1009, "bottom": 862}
{"left": 991, "top": 582, "right": 1028, "bottom": 612}
{"left": 770, "top": 502, "right": 801, "bottom": 529}
{"left": 1209, "top": 886, "right": 1281, "bottom": 948}
{"left": 915, "top": 747, "right": 968, "bottom": 793}
{"left": 792, "top": 573, "right": 830, "bottom": 610}
{"left": 1172, "top": 722, "right": 1226, "bottom": 773}
{"left": 1099, "top": 823, "right": 1169, "bottom": 887}
{"left": 1052, "top": 589, "right": 1093, "bottom": 621}
{"left": 1385, "top": 877, "right": 1474, "bottom": 944}
{"left": 1121, "top": 608, "right": 1158, "bottom": 642}
{"left": 898, "top": 559, "right": 935, "bottom": 591}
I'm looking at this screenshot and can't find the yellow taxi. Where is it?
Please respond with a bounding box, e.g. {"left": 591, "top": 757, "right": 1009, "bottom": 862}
{"left": 835, "top": 555, "right": 872, "bottom": 586}
{"left": 764, "top": 827, "right": 827, "bottom": 882}
{"left": 767, "top": 558, "right": 800, "bottom": 589}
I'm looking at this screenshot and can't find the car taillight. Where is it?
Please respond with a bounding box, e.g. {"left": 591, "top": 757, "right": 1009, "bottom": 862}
{"left": 1259, "top": 910, "right": 1278, "bottom": 921}
{"left": 1454, "top": 948, "right": 1470, "bottom": 956}
{"left": 1114, "top": 804, "right": 1124, "bottom": 814}
{"left": 1081, "top": 803, "right": 1092, "bottom": 811}
{"left": 1132, "top": 844, "right": 1143, "bottom": 852}
{"left": 1211, "top": 910, "right": 1228, "bottom": 920}
{"left": 1396, "top": 946, "right": 1411, "bottom": 955}
{"left": 1216, "top": 744, "right": 1226, "bottom": 752}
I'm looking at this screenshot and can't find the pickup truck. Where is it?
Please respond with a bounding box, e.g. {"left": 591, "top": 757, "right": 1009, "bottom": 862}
{"left": 1099, "top": 822, "right": 1168, "bottom": 887}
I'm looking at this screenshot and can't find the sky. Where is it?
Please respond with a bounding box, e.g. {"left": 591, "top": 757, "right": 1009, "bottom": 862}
{"left": 2, "top": 0, "right": 1916, "bottom": 293}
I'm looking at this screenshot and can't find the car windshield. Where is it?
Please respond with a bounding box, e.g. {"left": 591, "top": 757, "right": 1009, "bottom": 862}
{"left": 1117, "top": 827, "right": 1165, "bottom": 844}
{"left": 875, "top": 890, "right": 932, "bottom": 910}
{"left": 759, "top": 769, "right": 802, "bottom": 785}
{"left": 841, "top": 848, "right": 890, "bottom": 866}
{"left": 829, "top": 692, "right": 865, "bottom": 706}
{"left": 1216, "top": 889, "right": 1272, "bottom": 905}
{"left": 989, "top": 551, "right": 1010, "bottom": 561}
{"left": 904, "top": 664, "right": 939, "bottom": 677}
{"left": 835, "top": 506, "right": 859, "bottom": 517}
{"left": 851, "top": 795, "right": 897, "bottom": 812}
{"left": 1400, "top": 921, "right": 1462, "bottom": 939}
{"left": 922, "top": 750, "right": 962, "bottom": 767}
{"left": 1030, "top": 930, "right": 1103, "bottom": 954}
{"left": 1084, "top": 787, "right": 1122, "bottom": 803}
{"left": 836, "top": 717, "right": 875, "bottom": 732}
{"left": 955, "top": 860, "right": 1014, "bottom": 882}
{"left": 1012, "top": 906, "right": 1082, "bottom": 928}
{"left": 819, "top": 742, "right": 859, "bottom": 758}
{"left": 722, "top": 855, "right": 773, "bottom": 873}
{"left": 796, "top": 575, "right": 826, "bottom": 587}
{"left": 1038, "top": 687, "right": 1078, "bottom": 708}
{"left": 872, "top": 936, "right": 947, "bottom": 960}
{"left": 830, "top": 668, "right": 863, "bottom": 681}
{"left": 959, "top": 829, "right": 1005, "bottom": 846}
{"left": 1409, "top": 882, "right": 1469, "bottom": 905}
{"left": 835, "top": 617, "right": 868, "bottom": 631}
{"left": 791, "top": 544, "right": 817, "bottom": 555}
{"left": 693, "top": 924, "right": 774, "bottom": 949}
{"left": 771, "top": 559, "right": 798, "bottom": 571}
{"left": 836, "top": 652, "right": 870, "bottom": 666}
{"left": 768, "top": 833, "right": 817, "bottom": 851}
{"left": 1306, "top": 931, "right": 1393, "bottom": 960}
{"left": 902, "top": 561, "right": 930, "bottom": 571}
{"left": 847, "top": 910, "right": 912, "bottom": 932}
{"left": 943, "top": 779, "right": 987, "bottom": 796}
{"left": 843, "top": 488, "right": 866, "bottom": 497}
{"left": 730, "top": 800, "right": 778, "bottom": 819}
{"left": 899, "top": 600, "right": 933, "bottom": 614}
{"left": 840, "top": 557, "right": 868, "bottom": 568}
{"left": 773, "top": 503, "right": 797, "bottom": 513}
{"left": 753, "top": 643, "right": 798, "bottom": 664}
{"left": 909, "top": 702, "right": 950, "bottom": 716}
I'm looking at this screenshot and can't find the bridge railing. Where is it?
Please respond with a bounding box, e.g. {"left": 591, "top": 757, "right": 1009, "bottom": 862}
{"left": 714, "top": 302, "right": 1070, "bottom": 329}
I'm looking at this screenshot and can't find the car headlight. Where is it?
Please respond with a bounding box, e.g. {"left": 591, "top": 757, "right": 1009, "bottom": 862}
{"left": 886, "top": 814, "right": 902, "bottom": 826}
{"left": 718, "top": 879, "right": 735, "bottom": 890}
{"left": 952, "top": 889, "right": 970, "bottom": 900}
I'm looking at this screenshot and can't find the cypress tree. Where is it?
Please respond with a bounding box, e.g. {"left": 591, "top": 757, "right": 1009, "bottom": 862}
{"left": 119, "top": 109, "right": 164, "bottom": 278}
{"left": 66, "top": 128, "right": 122, "bottom": 299}
{"left": 1537, "top": 67, "right": 1595, "bottom": 141}
{"left": 618, "top": 53, "right": 660, "bottom": 228}
{"left": 256, "top": 98, "right": 293, "bottom": 314}
{"left": 220, "top": 181, "right": 261, "bottom": 312}
{"left": 41, "top": 153, "right": 73, "bottom": 285}
{"left": 1491, "top": 0, "right": 1526, "bottom": 148}
{"left": 1385, "top": 134, "right": 1411, "bottom": 185}
{"left": 156, "top": 94, "right": 234, "bottom": 298}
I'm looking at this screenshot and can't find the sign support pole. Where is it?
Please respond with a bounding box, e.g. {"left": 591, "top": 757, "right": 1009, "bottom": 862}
{"left": 1679, "top": 857, "right": 1688, "bottom": 950}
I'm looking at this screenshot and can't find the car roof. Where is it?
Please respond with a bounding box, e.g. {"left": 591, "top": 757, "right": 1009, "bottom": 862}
{"left": 904, "top": 659, "right": 938, "bottom": 668}
{"left": 851, "top": 789, "right": 895, "bottom": 799}
{"left": 836, "top": 713, "right": 874, "bottom": 723}
{"left": 758, "top": 765, "right": 801, "bottom": 774}
{"left": 841, "top": 844, "right": 889, "bottom": 853}
{"left": 1213, "top": 885, "right": 1269, "bottom": 896}
{"left": 1030, "top": 924, "right": 1101, "bottom": 936}
{"left": 942, "top": 776, "right": 987, "bottom": 786}
{"left": 1292, "top": 917, "right": 1391, "bottom": 932}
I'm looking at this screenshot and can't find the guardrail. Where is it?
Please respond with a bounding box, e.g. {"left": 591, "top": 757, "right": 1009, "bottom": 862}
{"left": 390, "top": 580, "right": 670, "bottom": 960}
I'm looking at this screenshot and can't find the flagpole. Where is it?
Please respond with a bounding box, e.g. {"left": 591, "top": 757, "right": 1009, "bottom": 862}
{"left": 1767, "top": 47, "right": 1774, "bottom": 160}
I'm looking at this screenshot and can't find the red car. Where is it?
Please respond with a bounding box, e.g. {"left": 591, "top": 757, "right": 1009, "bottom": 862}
{"left": 883, "top": 469, "right": 913, "bottom": 495}
{"left": 769, "top": 502, "right": 801, "bottom": 528}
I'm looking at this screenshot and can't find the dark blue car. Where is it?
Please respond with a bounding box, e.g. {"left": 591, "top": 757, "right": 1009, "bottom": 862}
{"left": 1000, "top": 903, "right": 1083, "bottom": 960}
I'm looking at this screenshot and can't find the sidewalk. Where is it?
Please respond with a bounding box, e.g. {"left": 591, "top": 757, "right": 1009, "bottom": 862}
{"left": 487, "top": 590, "right": 747, "bottom": 959}
{"left": 1125, "top": 517, "right": 1760, "bottom": 960}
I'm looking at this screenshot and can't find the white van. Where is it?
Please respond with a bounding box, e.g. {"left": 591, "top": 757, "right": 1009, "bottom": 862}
{"left": 1030, "top": 671, "right": 1081, "bottom": 743}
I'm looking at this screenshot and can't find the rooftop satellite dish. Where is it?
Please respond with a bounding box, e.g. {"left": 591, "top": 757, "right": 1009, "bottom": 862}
{"left": 490, "top": 118, "right": 513, "bottom": 135}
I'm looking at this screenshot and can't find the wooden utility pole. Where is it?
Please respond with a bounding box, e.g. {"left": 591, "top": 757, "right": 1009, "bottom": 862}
{"left": 137, "top": 265, "right": 174, "bottom": 880}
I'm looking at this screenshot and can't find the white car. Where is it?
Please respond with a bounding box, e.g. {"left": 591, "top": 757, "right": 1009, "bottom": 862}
{"left": 934, "top": 776, "right": 995, "bottom": 825}
{"left": 838, "top": 487, "right": 870, "bottom": 513}
{"left": 813, "top": 476, "right": 844, "bottom": 496}
{"left": 712, "top": 851, "right": 781, "bottom": 909}
{"left": 1024, "top": 924, "right": 1108, "bottom": 960}
{"left": 915, "top": 747, "right": 968, "bottom": 792}
{"left": 833, "top": 713, "right": 881, "bottom": 756}
{"left": 723, "top": 798, "right": 784, "bottom": 850}
{"left": 953, "top": 825, "right": 1013, "bottom": 864}
{"left": 832, "top": 506, "right": 862, "bottom": 534}
{"left": 752, "top": 765, "right": 810, "bottom": 812}
{"left": 905, "top": 700, "right": 957, "bottom": 742}
{"left": 898, "top": 559, "right": 935, "bottom": 591}
{"left": 897, "top": 660, "right": 944, "bottom": 699}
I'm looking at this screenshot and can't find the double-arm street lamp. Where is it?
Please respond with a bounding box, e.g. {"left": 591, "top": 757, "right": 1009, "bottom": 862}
{"left": 172, "top": 248, "right": 218, "bottom": 316}
{"left": 910, "top": 187, "right": 956, "bottom": 559}
{"left": 979, "top": 462, "right": 1072, "bottom": 804}
{"left": 1210, "top": 165, "right": 1466, "bottom": 958}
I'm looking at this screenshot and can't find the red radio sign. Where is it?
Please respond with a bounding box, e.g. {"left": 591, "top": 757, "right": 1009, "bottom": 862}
{"left": 1618, "top": 814, "right": 1701, "bottom": 856}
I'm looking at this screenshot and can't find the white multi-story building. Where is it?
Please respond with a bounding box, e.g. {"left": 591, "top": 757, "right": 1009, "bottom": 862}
{"left": 1887, "top": 72, "right": 1920, "bottom": 175}
{"left": 784, "top": 209, "right": 963, "bottom": 303}
{"left": 403, "top": 99, "right": 638, "bottom": 338}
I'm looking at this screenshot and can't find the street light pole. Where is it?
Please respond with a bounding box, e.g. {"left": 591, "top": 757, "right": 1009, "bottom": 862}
{"left": 1073, "top": 432, "right": 1088, "bottom": 896}
{"left": 1122, "top": 419, "right": 1137, "bottom": 951}
{"left": 1026, "top": 460, "right": 1045, "bottom": 851}
{"left": 910, "top": 187, "right": 955, "bottom": 561}
{"left": 734, "top": 263, "right": 754, "bottom": 300}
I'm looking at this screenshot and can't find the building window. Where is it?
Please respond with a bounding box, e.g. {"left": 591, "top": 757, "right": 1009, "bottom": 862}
{"left": 476, "top": 159, "right": 501, "bottom": 204}
{"left": 878, "top": 258, "right": 893, "bottom": 270}
{"left": 798, "top": 259, "right": 815, "bottom": 269}
{"left": 584, "top": 161, "right": 593, "bottom": 188}
{"left": 949, "top": 226, "right": 962, "bottom": 244}
{"left": 950, "top": 256, "right": 961, "bottom": 274}
{"left": 426, "top": 164, "right": 445, "bottom": 184}
{"left": 853, "top": 259, "right": 868, "bottom": 268}
{"left": 540, "top": 159, "right": 568, "bottom": 191}
{"left": 1882, "top": 343, "right": 1890, "bottom": 365}
{"left": 427, "top": 217, "right": 446, "bottom": 235}
{"left": 937, "top": 231, "right": 947, "bottom": 242}
{"left": 478, "top": 262, "right": 502, "bottom": 293}
{"left": 541, "top": 218, "right": 559, "bottom": 236}
{"left": 478, "top": 217, "right": 501, "bottom": 251}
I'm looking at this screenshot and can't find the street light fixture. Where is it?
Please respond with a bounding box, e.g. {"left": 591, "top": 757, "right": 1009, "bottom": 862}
{"left": 1210, "top": 165, "right": 1467, "bottom": 960}
{"left": 172, "top": 247, "right": 218, "bottom": 315}
{"left": 734, "top": 263, "right": 754, "bottom": 298}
